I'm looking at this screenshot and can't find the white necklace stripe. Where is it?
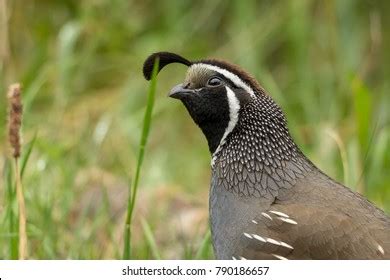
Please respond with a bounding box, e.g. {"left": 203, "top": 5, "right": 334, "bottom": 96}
{"left": 191, "top": 63, "right": 256, "bottom": 98}
{"left": 211, "top": 87, "right": 240, "bottom": 166}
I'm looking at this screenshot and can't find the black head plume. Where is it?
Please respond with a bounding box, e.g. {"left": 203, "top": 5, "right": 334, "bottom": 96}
{"left": 143, "top": 52, "right": 192, "bottom": 80}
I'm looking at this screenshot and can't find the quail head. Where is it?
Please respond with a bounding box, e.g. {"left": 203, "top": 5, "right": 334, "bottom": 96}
{"left": 143, "top": 52, "right": 390, "bottom": 260}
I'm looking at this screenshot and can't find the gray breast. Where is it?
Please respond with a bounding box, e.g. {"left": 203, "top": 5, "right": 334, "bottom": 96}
{"left": 209, "top": 173, "right": 274, "bottom": 259}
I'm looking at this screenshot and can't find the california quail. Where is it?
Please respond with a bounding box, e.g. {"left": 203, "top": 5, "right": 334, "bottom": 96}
{"left": 143, "top": 52, "right": 390, "bottom": 260}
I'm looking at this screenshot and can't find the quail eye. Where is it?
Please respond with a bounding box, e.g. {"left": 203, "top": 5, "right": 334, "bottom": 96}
{"left": 207, "top": 77, "right": 222, "bottom": 87}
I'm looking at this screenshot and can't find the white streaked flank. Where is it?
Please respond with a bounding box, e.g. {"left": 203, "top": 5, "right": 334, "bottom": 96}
{"left": 269, "top": 210, "right": 289, "bottom": 218}
{"left": 278, "top": 217, "right": 298, "bottom": 225}
{"left": 377, "top": 244, "right": 385, "bottom": 255}
{"left": 251, "top": 219, "right": 258, "bottom": 224}
{"left": 191, "top": 63, "right": 256, "bottom": 98}
{"left": 272, "top": 254, "right": 288, "bottom": 260}
{"left": 266, "top": 238, "right": 281, "bottom": 246}
{"left": 239, "top": 256, "right": 247, "bottom": 260}
{"left": 243, "top": 232, "right": 253, "bottom": 239}
{"left": 211, "top": 87, "right": 241, "bottom": 166}
{"left": 280, "top": 241, "right": 294, "bottom": 250}
{"left": 232, "top": 256, "right": 237, "bottom": 260}
{"left": 261, "top": 212, "right": 273, "bottom": 220}
{"left": 249, "top": 234, "right": 294, "bottom": 250}
{"left": 253, "top": 234, "right": 266, "bottom": 242}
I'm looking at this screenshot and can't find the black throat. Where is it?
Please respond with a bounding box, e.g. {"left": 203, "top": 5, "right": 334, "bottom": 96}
{"left": 180, "top": 89, "right": 231, "bottom": 154}
{"left": 200, "top": 120, "right": 230, "bottom": 154}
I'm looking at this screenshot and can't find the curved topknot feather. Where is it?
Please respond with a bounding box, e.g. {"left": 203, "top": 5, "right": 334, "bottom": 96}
{"left": 143, "top": 52, "right": 192, "bottom": 80}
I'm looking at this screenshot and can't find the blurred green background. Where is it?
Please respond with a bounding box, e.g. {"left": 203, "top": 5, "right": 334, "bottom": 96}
{"left": 0, "top": 0, "right": 389, "bottom": 259}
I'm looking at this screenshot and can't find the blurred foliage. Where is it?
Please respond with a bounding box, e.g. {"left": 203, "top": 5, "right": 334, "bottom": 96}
{"left": 0, "top": 0, "right": 389, "bottom": 259}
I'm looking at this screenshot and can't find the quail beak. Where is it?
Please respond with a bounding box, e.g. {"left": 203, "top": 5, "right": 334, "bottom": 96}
{"left": 169, "top": 84, "right": 195, "bottom": 100}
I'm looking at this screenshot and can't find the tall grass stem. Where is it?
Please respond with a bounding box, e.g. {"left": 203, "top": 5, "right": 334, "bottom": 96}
{"left": 14, "top": 159, "right": 27, "bottom": 259}
{"left": 123, "top": 58, "right": 159, "bottom": 259}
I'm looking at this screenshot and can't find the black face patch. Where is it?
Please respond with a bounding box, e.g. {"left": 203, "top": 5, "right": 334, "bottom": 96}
{"left": 176, "top": 66, "right": 255, "bottom": 154}
{"left": 178, "top": 86, "right": 231, "bottom": 154}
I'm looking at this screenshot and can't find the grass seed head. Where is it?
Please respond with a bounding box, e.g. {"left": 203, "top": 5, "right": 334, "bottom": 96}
{"left": 7, "top": 83, "right": 23, "bottom": 159}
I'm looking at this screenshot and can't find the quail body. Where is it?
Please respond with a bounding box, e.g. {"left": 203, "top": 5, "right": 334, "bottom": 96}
{"left": 143, "top": 52, "right": 390, "bottom": 260}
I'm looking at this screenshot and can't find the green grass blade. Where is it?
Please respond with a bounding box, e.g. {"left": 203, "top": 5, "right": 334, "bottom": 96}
{"left": 21, "top": 132, "right": 37, "bottom": 178}
{"left": 4, "top": 160, "right": 18, "bottom": 259}
{"left": 194, "top": 230, "right": 212, "bottom": 260}
{"left": 23, "top": 68, "right": 48, "bottom": 114}
{"left": 123, "top": 58, "right": 160, "bottom": 259}
{"left": 140, "top": 217, "right": 162, "bottom": 260}
{"left": 352, "top": 76, "right": 373, "bottom": 151}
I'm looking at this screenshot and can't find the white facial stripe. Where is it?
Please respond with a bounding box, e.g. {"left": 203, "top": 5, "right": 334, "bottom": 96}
{"left": 211, "top": 87, "right": 240, "bottom": 165}
{"left": 191, "top": 63, "right": 256, "bottom": 97}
